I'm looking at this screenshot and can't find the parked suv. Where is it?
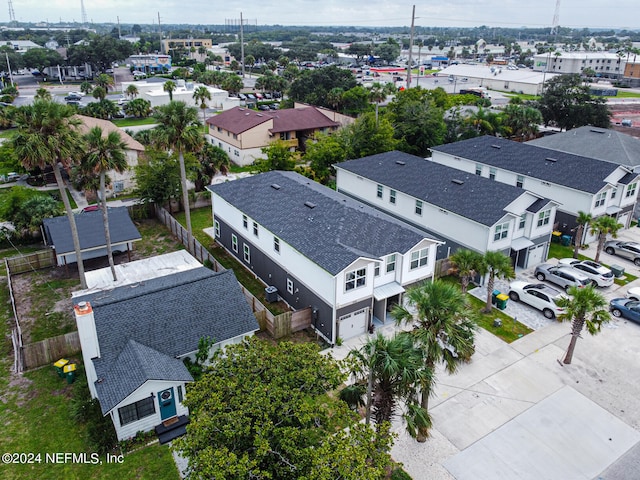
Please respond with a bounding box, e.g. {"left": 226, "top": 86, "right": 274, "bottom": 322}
{"left": 508, "top": 282, "right": 567, "bottom": 319}
{"left": 604, "top": 241, "right": 640, "bottom": 266}
{"left": 534, "top": 264, "right": 591, "bottom": 291}
{"left": 557, "top": 258, "right": 614, "bottom": 287}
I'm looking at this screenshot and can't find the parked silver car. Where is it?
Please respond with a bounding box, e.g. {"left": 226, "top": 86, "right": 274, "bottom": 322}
{"left": 557, "top": 258, "right": 614, "bottom": 287}
{"left": 534, "top": 264, "right": 591, "bottom": 291}
{"left": 604, "top": 241, "right": 640, "bottom": 266}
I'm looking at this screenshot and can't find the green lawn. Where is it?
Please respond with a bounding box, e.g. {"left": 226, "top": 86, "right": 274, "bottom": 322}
{"left": 111, "top": 118, "right": 158, "bottom": 128}
{"left": 614, "top": 90, "right": 640, "bottom": 98}
{"left": 502, "top": 92, "right": 540, "bottom": 102}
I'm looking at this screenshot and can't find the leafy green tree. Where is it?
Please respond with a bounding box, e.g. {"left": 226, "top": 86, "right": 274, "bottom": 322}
{"left": 81, "top": 99, "right": 118, "bottom": 120}
{"left": 192, "top": 143, "right": 230, "bottom": 191}
{"left": 257, "top": 140, "right": 296, "bottom": 172}
{"left": 80, "top": 81, "right": 93, "bottom": 95}
{"left": 557, "top": 286, "right": 610, "bottom": 364}
{"left": 537, "top": 74, "right": 610, "bottom": 130}
{"left": 162, "top": 80, "right": 177, "bottom": 101}
{"left": 221, "top": 73, "right": 243, "bottom": 95}
{"left": 341, "top": 86, "right": 371, "bottom": 116}
{"left": 83, "top": 126, "right": 128, "bottom": 281}
{"left": 133, "top": 150, "right": 182, "bottom": 207}
{"left": 288, "top": 65, "right": 357, "bottom": 109}
{"left": 476, "top": 251, "right": 516, "bottom": 313}
{"left": 0, "top": 187, "right": 63, "bottom": 234}
{"left": 153, "top": 101, "right": 203, "bottom": 243}
{"left": 66, "top": 35, "right": 133, "bottom": 72}
{"left": 173, "top": 338, "right": 394, "bottom": 480}
{"left": 449, "top": 249, "right": 483, "bottom": 293}
{"left": 500, "top": 104, "right": 543, "bottom": 140}
{"left": 590, "top": 215, "right": 622, "bottom": 263}
{"left": 92, "top": 86, "right": 107, "bottom": 101}
{"left": 22, "top": 48, "right": 64, "bottom": 72}
{"left": 344, "top": 332, "right": 431, "bottom": 437}
{"left": 305, "top": 132, "right": 347, "bottom": 184}
{"left": 123, "top": 98, "right": 151, "bottom": 118}
{"left": 192, "top": 85, "right": 212, "bottom": 127}
{"left": 343, "top": 112, "right": 397, "bottom": 159}
{"left": 392, "top": 280, "right": 477, "bottom": 441}
{"left": 374, "top": 39, "right": 401, "bottom": 64}
{"left": 12, "top": 101, "right": 88, "bottom": 288}
{"left": 347, "top": 43, "right": 372, "bottom": 64}
{"left": 464, "top": 107, "right": 503, "bottom": 136}
{"left": 94, "top": 73, "right": 114, "bottom": 91}
{"left": 573, "top": 211, "right": 593, "bottom": 258}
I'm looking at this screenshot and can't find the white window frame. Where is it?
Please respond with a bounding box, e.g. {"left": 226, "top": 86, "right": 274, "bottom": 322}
{"left": 390, "top": 190, "right": 396, "bottom": 204}
{"left": 494, "top": 222, "right": 509, "bottom": 241}
{"left": 243, "top": 244, "right": 250, "bottom": 263}
{"left": 516, "top": 175, "right": 524, "bottom": 188}
{"left": 410, "top": 248, "right": 429, "bottom": 270}
{"left": 611, "top": 188, "right": 617, "bottom": 199}
{"left": 626, "top": 182, "right": 637, "bottom": 198}
{"left": 242, "top": 215, "right": 248, "bottom": 229}
{"left": 594, "top": 192, "right": 606, "bottom": 208}
{"left": 376, "top": 184, "right": 383, "bottom": 198}
{"left": 415, "top": 200, "right": 423, "bottom": 216}
{"left": 374, "top": 263, "right": 380, "bottom": 277}
{"left": 253, "top": 221, "right": 259, "bottom": 237}
{"left": 489, "top": 167, "right": 497, "bottom": 181}
{"left": 231, "top": 234, "right": 238, "bottom": 252}
{"left": 537, "top": 209, "right": 551, "bottom": 227}
{"left": 519, "top": 213, "right": 526, "bottom": 230}
{"left": 274, "top": 236, "right": 280, "bottom": 253}
{"left": 214, "top": 220, "right": 220, "bottom": 237}
{"left": 286, "top": 278, "right": 294, "bottom": 295}
{"left": 345, "top": 268, "right": 366, "bottom": 291}
{"left": 386, "top": 254, "right": 396, "bottom": 273}
{"left": 475, "top": 164, "right": 482, "bottom": 176}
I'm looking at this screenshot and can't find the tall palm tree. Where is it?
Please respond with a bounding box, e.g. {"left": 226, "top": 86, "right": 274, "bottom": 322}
{"left": 34, "top": 87, "right": 51, "bottom": 101}
{"left": 12, "top": 101, "right": 88, "bottom": 288}
{"left": 476, "top": 251, "right": 516, "bottom": 313}
{"left": 590, "top": 215, "right": 623, "bottom": 263}
{"left": 343, "top": 332, "right": 430, "bottom": 437}
{"left": 163, "top": 80, "right": 177, "bottom": 101}
{"left": 84, "top": 126, "right": 128, "bottom": 281}
{"left": 449, "top": 249, "right": 483, "bottom": 293}
{"left": 153, "top": 101, "right": 203, "bottom": 248}
{"left": 192, "top": 86, "right": 212, "bottom": 129}
{"left": 556, "top": 286, "right": 610, "bottom": 364}
{"left": 393, "top": 280, "right": 476, "bottom": 442}
{"left": 573, "top": 211, "right": 593, "bottom": 258}
{"left": 368, "top": 82, "right": 386, "bottom": 126}
{"left": 94, "top": 73, "right": 114, "bottom": 91}
{"left": 125, "top": 84, "right": 139, "bottom": 99}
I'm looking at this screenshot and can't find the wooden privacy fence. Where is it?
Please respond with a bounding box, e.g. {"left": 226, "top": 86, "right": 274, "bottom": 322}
{"left": 5, "top": 249, "right": 55, "bottom": 275}
{"left": 21, "top": 332, "right": 81, "bottom": 370}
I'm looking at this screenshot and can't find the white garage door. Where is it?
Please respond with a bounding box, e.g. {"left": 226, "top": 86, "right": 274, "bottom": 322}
{"left": 527, "top": 244, "right": 545, "bottom": 267}
{"left": 618, "top": 212, "right": 631, "bottom": 229}
{"left": 339, "top": 308, "right": 368, "bottom": 340}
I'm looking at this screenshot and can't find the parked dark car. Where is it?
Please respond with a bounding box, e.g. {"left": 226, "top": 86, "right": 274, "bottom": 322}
{"left": 64, "top": 94, "right": 82, "bottom": 101}
{"left": 610, "top": 298, "right": 640, "bottom": 324}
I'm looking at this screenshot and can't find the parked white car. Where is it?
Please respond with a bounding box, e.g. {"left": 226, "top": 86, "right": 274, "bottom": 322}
{"left": 508, "top": 281, "right": 568, "bottom": 319}
{"left": 557, "top": 258, "right": 614, "bottom": 287}
{"left": 626, "top": 287, "right": 640, "bottom": 301}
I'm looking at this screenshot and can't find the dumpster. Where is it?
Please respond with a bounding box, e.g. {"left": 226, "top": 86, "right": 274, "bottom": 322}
{"left": 64, "top": 363, "right": 77, "bottom": 384}
{"left": 54, "top": 358, "right": 69, "bottom": 378}
{"left": 610, "top": 264, "right": 625, "bottom": 278}
{"left": 496, "top": 293, "right": 509, "bottom": 310}
{"left": 265, "top": 286, "right": 278, "bottom": 303}
{"left": 491, "top": 289, "right": 501, "bottom": 305}
{"left": 561, "top": 234, "right": 572, "bottom": 246}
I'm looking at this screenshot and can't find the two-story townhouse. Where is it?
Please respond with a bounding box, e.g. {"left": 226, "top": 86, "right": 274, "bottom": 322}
{"left": 335, "top": 151, "right": 558, "bottom": 269}
{"left": 430, "top": 136, "right": 640, "bottom": 246}
{"left": 207, "top": 171, "right": 441, "bottom": 345}
{"left": 206, "top": 105, "right": 340, "bottom": 166}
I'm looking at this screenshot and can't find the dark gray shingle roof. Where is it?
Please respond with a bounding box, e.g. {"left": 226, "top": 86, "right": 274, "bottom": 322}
{"left": 207, "top": 171, "right": 435, "bottom": 275}
{"left": 529, "top": 126, "right": 640, "bottom": 169}
{"left": 431, "top": 136, "right": 623, "bottom": 194}
{"left": 76, "top": 268, "right": 259, "bottom": 413}
{"left": 337, "top": 150, "right": 548, "bottom": 226}
{"left": 43, "top": 207, "right": 141, "bottom": 255}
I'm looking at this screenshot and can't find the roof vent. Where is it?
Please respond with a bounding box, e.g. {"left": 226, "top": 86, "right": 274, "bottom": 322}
{"left": 256, "top": 113, "right": 263, "bottom": 117}
{"left": 304, "top": 201, "right": 316, "bottom": 209}
{"left": 451, "top": 178, "right": 464, "bottom": 185}
{"left": 545, "top": 157, "right": 557, "bottom": 163}
{"left": 491, "top": 144, "right": 501, "bottom": 149}
{"left": 271, "top": 183, "right": 281, "bottom": 190}
{"left": 590, "top": 129, "right": 605, "bottom": 134}
{"left": 245, "top": 113, "right": 250, "bottom": 116}
{"left": 395, "top": 160, "right": 406, "bottom": 165}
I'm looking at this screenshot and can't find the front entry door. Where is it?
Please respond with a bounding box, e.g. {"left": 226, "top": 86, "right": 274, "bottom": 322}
{"left": 158, "top": 387, "right": 177, "bottom": 420}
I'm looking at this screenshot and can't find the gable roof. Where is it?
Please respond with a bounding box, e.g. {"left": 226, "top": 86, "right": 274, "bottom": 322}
{"left": 336, "top": 150, "right": 551, "bottom": 227}
{"left": 206, "top": 106, "right": 339, "bottom": 136}
{"left": 430, "top": 136, "right": 625, "bottom": 194}
{"left": 528, "top": 126, "right": 640, "bottom": 170}
{"left": 75, "top": 267, "right": 259, "bottom": 413}
{"left": 75, "top": 115, "right": 145, "bottom": 152}
{"left": 208, "top": 171, "right": 438, "bottom": 275}
{"left": 43, "top": 207, "right": 141, "bottom": 256}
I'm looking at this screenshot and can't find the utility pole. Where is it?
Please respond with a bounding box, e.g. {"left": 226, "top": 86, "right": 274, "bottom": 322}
{"left": 240, "top": 12, "right": 245, "bottom": 78}
{"left": 117, "top": 16, "right": 121, "bottom": 39}
{"left": 158, "top": 12, "right": 163, "bottom": 54}
{"left": 406, "top": 5, "right": 415, "bottom": 88}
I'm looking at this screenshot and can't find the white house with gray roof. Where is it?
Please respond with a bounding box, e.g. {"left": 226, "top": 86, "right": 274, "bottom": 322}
{"left": 336, "top": 151, "right": 558, "bottom": 269}
{"left": 207, "top": 171, "right": 441, "bottom": 345}
{"left": 71, "top": 251, "right": 259, "bottom": 443}
{"left": 430, "top": 136, "right": 640, "bottom": 246}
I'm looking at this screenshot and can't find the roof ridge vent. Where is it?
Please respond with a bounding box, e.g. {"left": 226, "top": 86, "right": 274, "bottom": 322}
{"left": 395, "top": 160, "right": 406, "bottom": 165}
{"left": 491, "top": 144, "right": 501, "bottom": 149}
{"left": 545, "top": 157, "right": 557, "bottom": 162}
{"left": 271, "top": 183, "right": 281, "bottom": 190}
{"left": 304, "top": 201, "right": 316, "bottom": 209}
{"left": 451, "top": 178, "right": 464, "bottom": 185}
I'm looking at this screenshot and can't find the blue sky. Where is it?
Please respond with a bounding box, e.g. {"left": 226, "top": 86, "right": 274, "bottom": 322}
{"left": 15, "top": 0, "right": 640, "bottom": 31}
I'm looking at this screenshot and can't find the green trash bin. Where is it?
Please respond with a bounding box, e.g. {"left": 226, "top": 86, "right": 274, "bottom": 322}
{"left": 561, "top": 235, "right": 572, "bottom": 246}
{"left": 64, "top": 363, "right": 77, "bottom": 385}
{"left": 496, "top": 293, "right": 509, "bottom": 311}
{"left": 54, "top": 358, "right": 69, "bottom": 378}
{"left": 491, "top": 289, "right": 501, "bottom": 305}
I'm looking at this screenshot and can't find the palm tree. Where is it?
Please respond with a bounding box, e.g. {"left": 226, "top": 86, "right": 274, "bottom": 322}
{"left": 94, "top": 73, "right": 114, "bottom": 91}
{"left": 80, "top": 81, "right": 93, "bottom": 95}
{"left": 368, "top": 82, "right": 386, "bottom": 126}
{"left": 12, "top": 101, "right": 88, "bottom": 288}
{"left": 556, "top": 286, "right": 610, "bottom": 364}
{"left": 84, "top": 127, "right": 128, "bottom": 281}
{"left": 244, "top": 55, "right": 255, "bottom": 78}
{"left": 449, "top": 249, "right": 483, "bottom": 293}
{"left": 476, "top": 251, "right": 516, "bottom": 313}
{"left": 343, "top": 332, "right": 430, "bottom": 437}
{"left": 192, "top": 86, "right": 212, "bottom": 129}
{"left": 153, "top": 101, "right": 203, "bottom": 249}
{"left": 590, "top": 215, "right": 623, "bottom": 263}
{"left": 573, "top": 211, "right": 593, "bottom": 258}
{"left": 92, "top": 86, "right": 107, "bottom": 101}
{"left": 125, "top": 84, "right": 139, "bottom": 99}
{"left": 34, "top": 88, "right": 51, "bottom": 101}
{"left": 163, "top": 80, "right": 177, "bottom": 101}
{"left": 393, "top": 280, "right": 476, "bottom": 442}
